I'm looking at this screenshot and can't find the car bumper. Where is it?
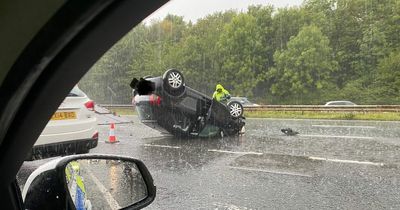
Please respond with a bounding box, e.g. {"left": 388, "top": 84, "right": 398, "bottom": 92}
{"left": 27, "top": 136, "right": 98, "bottom": 161}
{"left": 35, "top": 118, "right": 97, "bottom": 146}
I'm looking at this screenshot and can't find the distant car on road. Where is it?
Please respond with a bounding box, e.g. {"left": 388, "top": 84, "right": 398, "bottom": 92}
{"left": 324, "top": 101, "right": 357, "bottom": 106}
{"left": 229, "top": 97, "right": 260, "bottom": 107}
{"left": 28, "top": 86, "right": 98, "bottom": 160}
{"left": 130, "top": 69, "right": 245, "bottom": 138}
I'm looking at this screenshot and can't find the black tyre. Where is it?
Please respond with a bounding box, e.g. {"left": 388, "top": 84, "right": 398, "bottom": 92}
{"left": 227, "top": 101, "right": 243, "bottom": 118}
{"left": 162, "top": 69, "right": 185, "bottom": 96}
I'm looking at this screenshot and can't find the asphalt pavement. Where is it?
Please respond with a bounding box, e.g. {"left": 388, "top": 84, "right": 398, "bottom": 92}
{"left": 18, "top": 115, "right": 400, "bottom": 209}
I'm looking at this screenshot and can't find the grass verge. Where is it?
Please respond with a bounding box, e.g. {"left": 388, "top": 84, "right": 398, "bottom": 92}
{"left": 108, "top": 108, "right": 136, "bottom": 115}
{"left": 106, "top": 108, "right": 400, "bottom": 121}
{"left": 244, "top": 111, "right": 400, "bottom": 121}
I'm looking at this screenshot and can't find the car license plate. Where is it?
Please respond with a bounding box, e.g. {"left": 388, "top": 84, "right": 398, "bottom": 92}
{"left": 51, "top": 112, "right": 77, "bottom": 120}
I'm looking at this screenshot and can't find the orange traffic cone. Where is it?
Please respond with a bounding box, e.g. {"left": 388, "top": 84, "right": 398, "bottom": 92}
{"left": 106, "top": 123, "right": 119, "bottom": 143}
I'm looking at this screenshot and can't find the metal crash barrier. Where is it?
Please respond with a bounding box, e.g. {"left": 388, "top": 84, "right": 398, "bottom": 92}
{"left": 98, "top": 104, "right": 400, "bottom": 113}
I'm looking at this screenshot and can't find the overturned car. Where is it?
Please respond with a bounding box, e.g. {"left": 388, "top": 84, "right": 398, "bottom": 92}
{"left": 130, "top": 69, "right": 245, "bottom": 138}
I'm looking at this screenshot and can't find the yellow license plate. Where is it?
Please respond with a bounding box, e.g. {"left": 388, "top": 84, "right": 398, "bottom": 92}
{"left": 51, "top": 112, "right": 77, "bottom": 120}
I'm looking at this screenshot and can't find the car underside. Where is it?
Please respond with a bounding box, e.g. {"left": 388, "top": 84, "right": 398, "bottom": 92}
{"left": 131, "top": 69, "right": 246, "bottom": 138}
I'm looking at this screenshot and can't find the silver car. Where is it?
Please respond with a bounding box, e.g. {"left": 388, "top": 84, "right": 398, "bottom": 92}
{"left": 324, "top": 101, "right": 357, "bottom": 106}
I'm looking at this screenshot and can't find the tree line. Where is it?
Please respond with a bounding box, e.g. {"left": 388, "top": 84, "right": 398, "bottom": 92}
{"left": 79, "top": 0, "right": 400, "bottom": 105}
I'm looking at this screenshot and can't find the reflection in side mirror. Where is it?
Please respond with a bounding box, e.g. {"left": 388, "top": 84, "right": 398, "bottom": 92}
{"left": 23, "top": 154, "right": 156, "bottom": 210}
{"left": 65, "top": 159, "right": 148, "bottom": 210}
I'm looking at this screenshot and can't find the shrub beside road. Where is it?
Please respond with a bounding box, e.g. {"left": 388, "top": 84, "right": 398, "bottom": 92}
{"left": 108, "top": 108, "right": 136, "bottom": 116}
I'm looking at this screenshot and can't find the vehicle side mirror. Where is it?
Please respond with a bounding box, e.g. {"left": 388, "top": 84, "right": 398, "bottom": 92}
{"left": 22, "top": 154, "right": 156, "bottom": 210}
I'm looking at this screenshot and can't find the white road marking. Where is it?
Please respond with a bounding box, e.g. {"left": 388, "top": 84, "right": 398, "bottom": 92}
{"left": 208, "top": 149, "right": 263, "bottom": 155}
{"left": 143, "top": 144, "right": 181, "bottom": 149}
{"left": 312, "top": 125, "right": 376, "bottom": 129}
{"left": 309, "top": 156, "right": 384, "bottom": 166}
{"left": 213, "top": 202, "right": 251, "bottom": 210}
{"left": 229, "top": 166, "right": 312, "bottom": 177}
{"left": 210, "top": 148, "right": 385, "bottom": 168}
{"left": 300, "top": 134, "right": 373, "bottom": 140}
{"left": 84, "top": 165, "right": 122, "bottom": 209}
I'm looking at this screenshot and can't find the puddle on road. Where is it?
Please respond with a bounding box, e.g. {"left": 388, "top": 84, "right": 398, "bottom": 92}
{"left": 229, "top": 152, "right": 400, "bottom": 180}
{"left": 230, "top": 153, "right": 323, "bottom": 177}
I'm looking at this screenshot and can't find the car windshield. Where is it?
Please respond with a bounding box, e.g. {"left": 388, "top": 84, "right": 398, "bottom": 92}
{"left": 18, "top": 0, "right": 400, "bottom": 209}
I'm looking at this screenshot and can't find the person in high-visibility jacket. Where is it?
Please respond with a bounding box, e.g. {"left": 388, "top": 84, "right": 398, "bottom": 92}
{"left": 212, "top": 84, "right": 231, "bottom": 103}
{"left": 65, "top": 161, "right": 92, "bottom": 210}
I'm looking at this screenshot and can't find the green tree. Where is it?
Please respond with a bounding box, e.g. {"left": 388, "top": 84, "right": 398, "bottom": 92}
{"left": 272, "top": 7, "right": 306, "bottom": 51}
{"left": 374, "top": 51, "right": 400, "bottom": 103}
{"left": 177, "top": 11, "right": 237, "bottom": 94}
{"left": 78, "top": 2, "right": 400, "bottom": 105}
{"left": 384, "top": 0, "right": 400, "bottom": 50}
{"left": 80, "top": 27, "right": 141, "bottom": 103}
{"left": 218, "top": 10, "right": 272, "bottom": 97}
{"left": 355, "top": 23, "right": 388, "bottom": 85}
{"left": 269, "top": 25, "right": 338, "bottom": 103}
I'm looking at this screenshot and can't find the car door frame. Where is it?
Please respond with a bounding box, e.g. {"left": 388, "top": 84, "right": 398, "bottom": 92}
{"left": 0, "top": 0, "right": 168, "bottom": 209}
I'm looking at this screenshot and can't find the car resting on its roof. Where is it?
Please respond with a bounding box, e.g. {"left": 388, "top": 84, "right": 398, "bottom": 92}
{"left": 130, "top": 69, "right": 245, "bottom": 138}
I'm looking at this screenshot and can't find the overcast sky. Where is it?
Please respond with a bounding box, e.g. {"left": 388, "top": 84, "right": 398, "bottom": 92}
{"left": 145, "top": 0, "right": 303, "bottom": 23}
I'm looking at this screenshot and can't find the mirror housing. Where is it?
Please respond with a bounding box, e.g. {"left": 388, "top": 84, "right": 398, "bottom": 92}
{"left": 22, "top": 154, "right": 156, "bottom": 210}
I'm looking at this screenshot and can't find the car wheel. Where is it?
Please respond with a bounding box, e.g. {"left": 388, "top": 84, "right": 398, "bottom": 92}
{"left": 163, "top": 69, "right": 185, "bottom": 96}
{"left": 228, "top": 101, "right": 243, "bottom": 118}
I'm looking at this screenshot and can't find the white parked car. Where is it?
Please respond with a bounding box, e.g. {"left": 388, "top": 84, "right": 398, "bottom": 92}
{"left": 229, "top": 97, "right": 260, "bottom": 107}
{"left": 27, "top": 86, "right": 98, "bottom": 160}
{"left": 324, "top": 101, "right": 357, "bottom": 106}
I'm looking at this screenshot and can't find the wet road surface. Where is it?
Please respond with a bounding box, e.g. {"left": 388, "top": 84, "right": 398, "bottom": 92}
{"left": 18, "top": 115, "right": 400, "bottom": 209}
